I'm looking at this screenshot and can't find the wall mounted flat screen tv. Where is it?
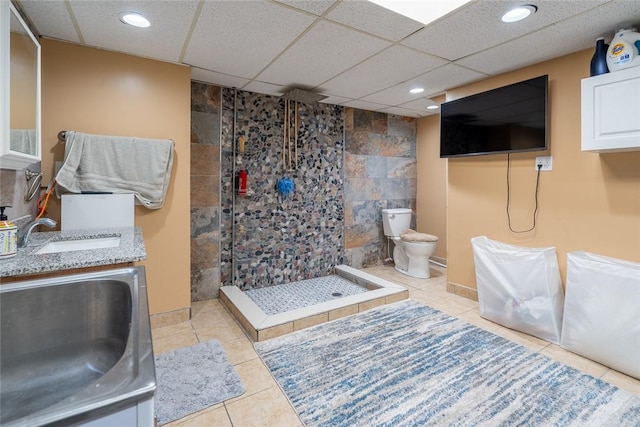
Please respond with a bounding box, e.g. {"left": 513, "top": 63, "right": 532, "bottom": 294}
{"left": 440, "top": 75, "right": 548, "bottom": 158}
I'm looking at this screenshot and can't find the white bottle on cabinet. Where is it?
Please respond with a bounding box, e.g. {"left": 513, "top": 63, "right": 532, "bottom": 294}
{"left": 581, "top": 66, "right": 640, "bottom": 152}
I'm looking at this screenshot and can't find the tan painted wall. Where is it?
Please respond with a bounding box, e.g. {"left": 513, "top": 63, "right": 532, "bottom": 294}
{"left": 41, "top": 39, "right": 191, "bottom": 314}
{"left": 438, "top": 48, "right": 640, "bottom": 290}
{"left": 416, "top": 113, "right": 447, "bottom": 260}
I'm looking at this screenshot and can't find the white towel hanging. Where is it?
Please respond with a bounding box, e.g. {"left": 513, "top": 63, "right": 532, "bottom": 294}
{"left": 55, "top": 131, "right": 174, "bottom": 209}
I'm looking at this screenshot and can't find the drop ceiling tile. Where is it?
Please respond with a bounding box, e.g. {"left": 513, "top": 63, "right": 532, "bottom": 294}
{"left": 320, "top": 45, "right": 447, "bottom": 99}
{"left": 361, "top": 64, "right": 487, "bottom": 105}
{"left": 184, "top": 1, "right": 316, "bottom": 79}
{"left": 456, "top": 1, "right": 640, "bottom": 76}
{"left": 319, "top": 94, "right": 352, "bottom": 105}
{"left": 190, "top": 67, "right": 250, "bottom": 89}
{"left": 273, "top": 0, "right": 338, "bottom": 16}
{"left": 19, "top": 0, "right": 82, "bottom": 43}
{"left": 378, "top": 106, "right": 433, "bottom": 118}
{"left": 69, "top": 0, "right": 200, "bottom": 63}
{"left": 401, "top": 0, "right": 609, "bottom": 60}
{"left": 257, "top": 20, "right": 391, "bottom": 88}
{"left": 342, "top": 99, "right": 389, "bottom": 112}
{"left": 242, "top": 80, "right": 289, "bottom": 97}
{"left": 19, "top": 0, "right": 638, "bottom": 110}
{"left": 399, "top": 97, "right": 441, "bottom": 112}
{"left": 325, "top": 0, "right": 424, "bottom": 42}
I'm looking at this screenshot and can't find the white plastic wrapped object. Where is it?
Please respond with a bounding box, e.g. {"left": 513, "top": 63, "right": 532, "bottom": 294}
{"left": 561, "top": 251, "right": 640, "bottom": 379}
{"left": 471, "top": 236, "right": 564, "bottom": 344}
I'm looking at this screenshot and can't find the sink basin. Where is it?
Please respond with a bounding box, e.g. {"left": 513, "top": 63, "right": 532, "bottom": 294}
{"left": 35, "top": 235, "right": 121, "bottom": 254}
{"left": 0, "top": 267, "right": 155, "bottom": 426}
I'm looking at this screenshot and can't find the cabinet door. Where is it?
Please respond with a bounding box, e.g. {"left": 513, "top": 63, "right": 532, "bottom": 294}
{"left": 581, "top": 67, "right": 640, "bottom": 152}
{"left": 0, "top": 1, "right": 41, "bottom": 170}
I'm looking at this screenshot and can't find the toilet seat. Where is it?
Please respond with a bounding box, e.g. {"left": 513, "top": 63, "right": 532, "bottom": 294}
{"left": 400, "top": 229, "right": 438, "bottom": 243}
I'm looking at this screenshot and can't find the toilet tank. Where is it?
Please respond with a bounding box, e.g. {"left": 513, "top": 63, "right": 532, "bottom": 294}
{"left": 381, "top": 208, "right": 412, "bottom": 237}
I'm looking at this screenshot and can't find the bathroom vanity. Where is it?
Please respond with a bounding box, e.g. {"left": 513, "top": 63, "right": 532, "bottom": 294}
{"left": 0, "top": 226, "right": 146, "bottom": 279}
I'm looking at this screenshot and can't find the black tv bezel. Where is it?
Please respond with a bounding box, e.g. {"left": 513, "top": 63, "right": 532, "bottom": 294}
{"left": 439, "top": 75, "right": 549, "bottom": 158}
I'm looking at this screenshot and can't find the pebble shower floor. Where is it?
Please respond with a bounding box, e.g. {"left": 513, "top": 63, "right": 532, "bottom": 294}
{"left": 245, "top": 275, "right": 369, "bottom": 315}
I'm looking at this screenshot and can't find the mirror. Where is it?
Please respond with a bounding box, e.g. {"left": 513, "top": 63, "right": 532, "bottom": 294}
{"left": 1, "top": 2, "right": 41, "bottom": 169}
{"left": 10, "top": 7, "right": 38, "bottom": 154}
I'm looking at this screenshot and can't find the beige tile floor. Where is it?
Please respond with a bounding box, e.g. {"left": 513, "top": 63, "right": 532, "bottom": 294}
{"left": 151, "top": 264, "right": 640, "bottom": 426}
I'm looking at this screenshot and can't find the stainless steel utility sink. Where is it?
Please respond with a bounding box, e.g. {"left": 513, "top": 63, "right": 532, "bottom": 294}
{"left": 0, "top": 267, "right": 155, "bottom": 426}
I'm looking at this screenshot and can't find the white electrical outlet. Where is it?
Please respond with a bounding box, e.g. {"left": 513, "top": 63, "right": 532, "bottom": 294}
{"left": 535, "top": 155, "right": 552, "bottom": 171}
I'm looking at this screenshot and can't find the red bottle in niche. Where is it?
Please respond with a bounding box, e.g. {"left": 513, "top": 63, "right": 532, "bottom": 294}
{"left": 237, "top": 170, "right": 247, "bottom": 196}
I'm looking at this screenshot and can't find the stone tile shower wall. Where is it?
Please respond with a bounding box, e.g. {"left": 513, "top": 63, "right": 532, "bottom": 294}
{"left": 220, "top": 88, "right": 345, "bottom": 290}
{"left": 190, "top": 83, "right": 417, "bottom": 295}
{"left": 190, "top": 82, "right": 222, "bottom": 301}
{"left": 343, "top": 109, "right": 417, "bottom": 268}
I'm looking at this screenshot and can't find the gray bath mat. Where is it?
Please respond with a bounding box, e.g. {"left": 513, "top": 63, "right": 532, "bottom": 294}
{"left": 154, "top": 340, "right": 245, "bottom": 425}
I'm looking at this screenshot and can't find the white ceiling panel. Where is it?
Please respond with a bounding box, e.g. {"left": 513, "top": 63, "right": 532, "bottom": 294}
{"left": 272, "top": 0, "right": 338, "bottom": 17}
{"left": 242, "top": 80, "right": 289, "bottom": 96}
{"left": 69, "top": 0, "right": 200, "bottom": 63}
{"left": 361, "top": 64, "right": 487, "bottom": 105}
{"left": 319, "top": 94, "right": 352, "bottom": 105}
{"left": 257, "top": 20, "right": 391, "bottom": 87}
{"left": 456, "top": 0, "right": 640, "bottom": 75}
{"left": 325, "top": 0, "right": 424, "bottom": 42}
{"left": 320, "top": 45, "right": 447, "bottom": 99}
{"left": 19, "top": 0, "right": 82, "bottom": 44}
{"left": 401, "top": 0, "right": 609, "bottom": 60}
{"left": 15, "top": 0, "right": 640, "bottom": 118}
{"left": 378, "top": 106, "right": 431, "bottom": 118}
{"left": 184, "top": 0, "right": 316, "bottom": 79}
{"left": 342, "top": 99, "right": 388, "bottom": 111}
{"left": 190, "top": 67, "right": 250, "bottom": 89}
{"left": 399, "top": 97, "right": 441, "bottom": 112}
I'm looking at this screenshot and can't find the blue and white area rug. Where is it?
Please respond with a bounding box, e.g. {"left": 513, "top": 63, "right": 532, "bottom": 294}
{"left": 255, "top": 300, "right": 640, "bottom": 426}
{"left": 155, "top": 340, "right": 245, "bottom": 425}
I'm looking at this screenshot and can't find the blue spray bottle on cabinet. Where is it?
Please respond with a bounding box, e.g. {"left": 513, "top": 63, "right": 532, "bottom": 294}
{"left": 590, "top": 37, "right": 609, "bottom": 76}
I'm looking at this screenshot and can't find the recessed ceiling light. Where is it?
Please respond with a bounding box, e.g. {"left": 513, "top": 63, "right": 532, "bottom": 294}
{"left": 367, "top": 0, "right": 472, "bottom": 26}
{"left": 120, "top": 12, "right": 151, "bottom": 28}
{"left": 426, "top": 105, "right": 439, "bottom": 110}
{"left": 501, "top": 5, "right": 537, "bottom": 23}
{"left": 410, "top": 88, "right": 424, "bottom": 94}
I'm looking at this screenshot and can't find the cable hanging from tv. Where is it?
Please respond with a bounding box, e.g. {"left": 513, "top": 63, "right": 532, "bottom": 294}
{"left": 506, "top": 153, "right": 542, "bottom": 233}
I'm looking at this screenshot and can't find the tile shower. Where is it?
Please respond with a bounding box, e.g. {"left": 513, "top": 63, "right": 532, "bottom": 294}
{"left": 220, "top": 88, "right": 345, "bottom": 291}
{"left": 190, "top": 82, "right": 417, "bottom": 300}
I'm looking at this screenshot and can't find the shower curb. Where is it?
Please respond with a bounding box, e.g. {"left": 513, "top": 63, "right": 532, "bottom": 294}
{"left": 220, "top": 265, "right": 409, "bottom": 342}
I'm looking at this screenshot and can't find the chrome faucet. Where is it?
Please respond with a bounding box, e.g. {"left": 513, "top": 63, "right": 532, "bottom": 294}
{"left": 18, "top": 218, "right": 57, "bottom": 248}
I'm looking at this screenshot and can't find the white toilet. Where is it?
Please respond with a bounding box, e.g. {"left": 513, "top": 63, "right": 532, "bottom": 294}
{"left": 381, "top": 208, "right": 438, "bottom": 279}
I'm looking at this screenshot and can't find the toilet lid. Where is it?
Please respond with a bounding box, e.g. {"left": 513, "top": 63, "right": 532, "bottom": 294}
{"left": 400, "top": 229, "right": 438, "bottom": 243}
{"left": 381, "top": 208, "right": 412, "bottom": 214}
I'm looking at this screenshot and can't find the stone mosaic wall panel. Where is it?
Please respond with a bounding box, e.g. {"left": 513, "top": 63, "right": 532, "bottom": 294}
{"left": 220, "top": 88, "right": 345, "bottom": 290}
{"left": 344, "top": 108, "right": 417, "bottom": 269}
{"left": 190, "top": 84, "right": 416, "bottom": 294}
{"left": 190, "top": 82, "right": 221, "bottom": 301}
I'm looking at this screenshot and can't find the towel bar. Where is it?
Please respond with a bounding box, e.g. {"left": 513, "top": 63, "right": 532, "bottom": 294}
{"left": 58, "top": 130, "right": 67, "bottom": 141}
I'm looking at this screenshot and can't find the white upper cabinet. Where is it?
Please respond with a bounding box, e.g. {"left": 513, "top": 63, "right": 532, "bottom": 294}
{"left": 0, "top": 1, "right": 41, "bottom": 169}
{"left": 581, "top": 66, "right": 640, "bottom": 153}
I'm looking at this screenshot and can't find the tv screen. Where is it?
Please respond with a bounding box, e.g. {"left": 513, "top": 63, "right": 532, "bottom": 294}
{"left": 440, "top": 75, "right": 548, "bottom": 158}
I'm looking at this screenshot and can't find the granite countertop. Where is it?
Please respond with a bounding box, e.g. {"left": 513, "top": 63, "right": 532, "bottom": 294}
{"left": 0, "top": 226, "right": 146, "bottom": 278}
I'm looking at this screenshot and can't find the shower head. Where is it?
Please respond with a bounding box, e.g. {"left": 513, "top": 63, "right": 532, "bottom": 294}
{"left": 280, "top": 88, "right": 328, "bottom": 104}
